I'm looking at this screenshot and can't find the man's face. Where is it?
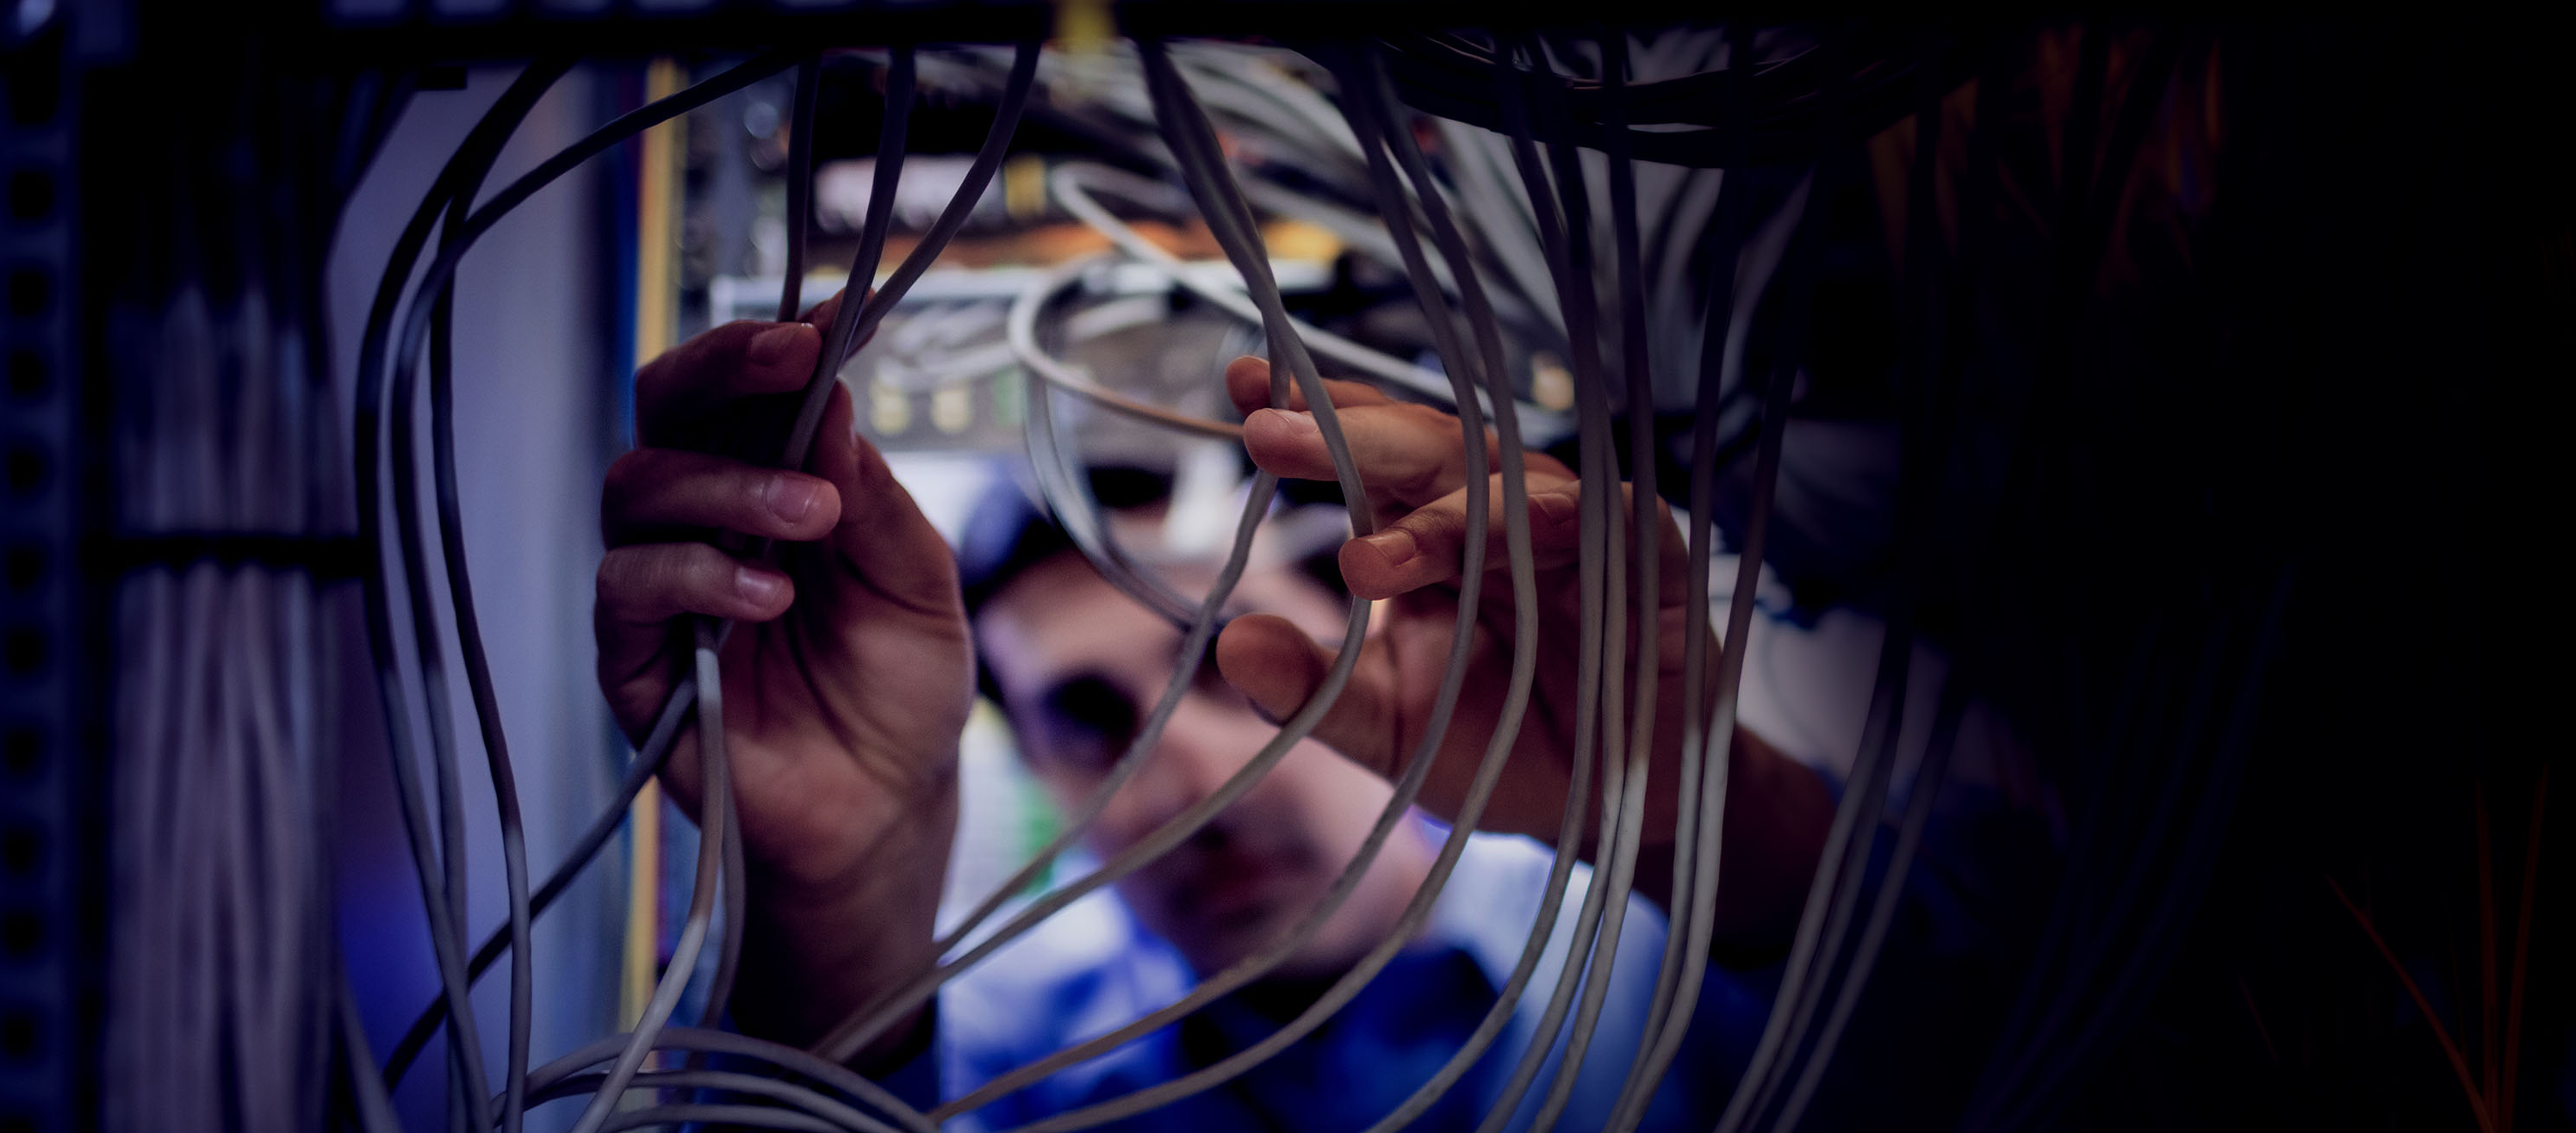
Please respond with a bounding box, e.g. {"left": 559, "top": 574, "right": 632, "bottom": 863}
{"left": 977, "top": 549, "right": 1424, "bottom": 979}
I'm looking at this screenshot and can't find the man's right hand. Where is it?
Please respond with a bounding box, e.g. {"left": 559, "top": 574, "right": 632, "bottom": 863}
{"left": 593, "top": 290, "right": 971, "bottom": 1054}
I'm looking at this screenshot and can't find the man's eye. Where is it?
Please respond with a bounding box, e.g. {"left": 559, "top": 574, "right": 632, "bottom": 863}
{"left": 1041, "top": 674, "right": 1139, "bottom": 768}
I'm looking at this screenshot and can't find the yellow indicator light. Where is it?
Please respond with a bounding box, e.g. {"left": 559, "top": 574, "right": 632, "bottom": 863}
{"left": 1053, "top": 0, "right": 1114, "bottom": 56}
{"left": 1532, "top": 351, "right": 1574, "bottom": 412}
{"left": 872, "top": 383, "right": 912, "bottom": 436}
{"left": 932, "top": 384, "right": 974, "bottom": 435}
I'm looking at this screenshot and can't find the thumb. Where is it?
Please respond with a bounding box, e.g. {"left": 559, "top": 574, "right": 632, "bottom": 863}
{"left": 1216, "top": 613, "right": 1400, "bottom": 777}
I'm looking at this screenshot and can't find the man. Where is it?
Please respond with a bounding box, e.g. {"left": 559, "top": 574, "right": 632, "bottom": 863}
{"left": 593, "top": 294, "right": 1835, "bottom": 1130}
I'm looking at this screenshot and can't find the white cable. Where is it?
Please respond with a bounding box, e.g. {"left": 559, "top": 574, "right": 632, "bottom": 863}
{"left": 1051, "top": 161, "right": 1568, "bottom": 438}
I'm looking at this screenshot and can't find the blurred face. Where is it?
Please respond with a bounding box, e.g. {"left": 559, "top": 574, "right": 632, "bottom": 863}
{"left": 978, "top": 550, "right": 1431, "bottom": 979}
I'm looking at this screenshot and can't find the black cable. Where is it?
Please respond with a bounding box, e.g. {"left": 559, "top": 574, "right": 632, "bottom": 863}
{"left": 1762, "top": 55, "right": 1977, "bottom": 1133}
{"left": 389, "top": 51, "right": 1018, "bottom": 1129}
{"left": 384, "top": 51, "right": 804, "bottom": 442}
{"left": 777, "top": 52, "right": 822, "bottom": 325}
{"left": 382, "top": 679, "right": 695, "bottom": 1085}
{"left": 1952, "top": 35, "right": 2196, "bottom": 1127}
{"left": 364, "top": 50, "right": 796, "bottom": 1116}
{"left": 526, "top": 1069, "right": 897, "bottom": 1133}
{"left": 408, "top": 100, "right": 539, "bottom": 1133}
{"left": 336, "top": 963, "right": 404, "bottom": 1133}
{"left": 392, "top": 45, "right": 1025, "bottom": 1100}
{"left": 350, "top": 57, "right": 574, "bottom": 1133}
{"left": 1991, "top": 579, "right": 2290, "bottom": 1133}
{"left": 1371, "top": 28, "right": 1963, "bottom": 168}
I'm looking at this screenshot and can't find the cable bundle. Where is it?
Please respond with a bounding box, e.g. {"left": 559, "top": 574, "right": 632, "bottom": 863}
{"left": 78, "top": 12, "right": 2567, "bottom": 1133}
{"left": 319, "top": 28, "right": 1944, "bottom": 1133}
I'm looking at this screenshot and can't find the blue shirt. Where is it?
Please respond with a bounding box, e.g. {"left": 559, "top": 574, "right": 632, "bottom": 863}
{"left": 886, "top": 831, "right": 1776, "bottom": 1133}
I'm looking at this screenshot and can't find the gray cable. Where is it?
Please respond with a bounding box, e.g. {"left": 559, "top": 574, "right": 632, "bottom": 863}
{"left": 603, "top": 1105, "right": 840, "bottom": 1133}
{"left": 1759, "top": 67, "right": 1970, "bottom": 1132}
{"left": 690, "top": 46, "right": 825, "bottom": 1065}
{"left": 401, "top": 173, "right": 483, "bottom": 1133}
{"left": 351, "top": 59, "right": 574, "bottom": 1133}
{"left": 973, "top": 42, "right": 1524, "bottom": 1131}
{"left": 420, "top": 131, "right": 541, "bottom": 1133}
{"left": 806, "top": 35, "right": 1385, "bottom": 1069}
{"left": 1007, "top": 263, "right": 1245, "bottom": 440}
{"left": 1432, "top": 116, "right": 1562, "bottom": 343}
{"left": 936, "top": 45, "right": 1506, "bottom": 1116}
{"left": 1770, "top": 679, "right": 1966, "bottom": 1132}
{"left": 965, "top": 276, "right": 1282, "bottom": 947}
{"left": 1472, "top": 43, "right": 1632, "bottom": 1133}
{"left": 1705, "top": 165, "right": 1893, "bottom": 1133}
{"left": 1335, "top": 43, "right": 1583, "bottom": 1133}
{"left": 693, "top": 620, "right": 746, "bottom": 1037}
{"left": 351, "top": 46, "right": 793, "bottom": 1133}
{"left": 525, "top": 1026, "right": 935, "bottom": 1133}
{"left": 561, "top": 642, "right": 735, "bottom": 1133}
{"left": 778, "top": 52, "right": 822, "bottom": 325}
{"left": 1605, "top": 27, "right": 1766, "bottom": 1130}
{"left": 383, "top": 678, "right": 694, "bottom": 1084}
{"left": 1012, "top": 257, "right": 1215, "bottom": 628}
{"left": 527, "top": 1070, "right": 892, "bottom": 1133}
{"left": 1582, "top": 37, "right": 1697, "bottom": 1130}
{"left": 1524, "top": 46, "right": 1652, "bottom": 1131}
{"left": 369, "top": 51, "right": 1019, "bottom": 1132}
{"left": 1049, "top": 162, "right": 1566, "bottom": 436}
{"left": 338, "top": 964, "right": 405, "bottom": 1133}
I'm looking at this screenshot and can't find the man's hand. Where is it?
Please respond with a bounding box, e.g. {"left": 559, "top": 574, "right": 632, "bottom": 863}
{"left": 594, "top": 291, "right": 970, "bottom": 1052}
{"left": 1212, "top": 356, "right": 1828, "bottom": 947}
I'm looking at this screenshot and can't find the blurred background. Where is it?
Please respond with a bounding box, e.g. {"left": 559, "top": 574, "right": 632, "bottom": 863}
{"left": 3, "top": 5, "right": 2570, "bottom": 1132}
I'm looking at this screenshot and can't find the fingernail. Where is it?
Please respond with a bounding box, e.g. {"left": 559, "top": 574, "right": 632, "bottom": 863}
{"left": 1273, "top": 410, "right": 1320, "bottom": 437}
{"left": 748, "top": 324, "right": 804, "bottom": 366}
{"left": 1364, "top": 528, "right": 1418, "bottom": 566}
{"left": 766, "top": 476, "right": 820, "bottom": 522}
{"left": 736, "top": 567, "right": 785, "bottom": 607}
{"left": 1249, "top": 697, "right": 1283, "bottom": 727}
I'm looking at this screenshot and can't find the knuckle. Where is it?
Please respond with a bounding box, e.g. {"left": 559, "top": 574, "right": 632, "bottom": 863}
{"left": 596, "top": 548, "right": 643, "bottom": 605}
{"left": 661, "top": 542, "right": 724, "bottom": 592}
{"left": 602, "top": 448, "right": 659, "bottom": 499}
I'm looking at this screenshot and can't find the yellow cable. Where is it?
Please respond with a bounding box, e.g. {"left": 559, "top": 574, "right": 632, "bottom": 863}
{"left": 622, "top": 56, "right": 685, "bottom": 1036}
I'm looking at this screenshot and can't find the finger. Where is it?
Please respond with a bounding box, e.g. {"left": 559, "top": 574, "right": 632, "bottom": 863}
{"left": 1339, "top": 479, "right": 1687, "bottom": 603}
{"left": 635, "top": 318, "right": 827, "bottom": 446}
{"left": 597, "top": 542, "right": 797, "bottom": 635}
{"left": 810, "top": 383, "right": 964, "bottom": 616}
{"left": 594, "top": 542, "right": 795, "bottom": 721}
{"left": 797, "top": 288, "right": 847, "bottom": 328}
{"left": 1243, "top": 401, "right": 1523, "bottom": 510}
{"left": 602, "top": 449, "right": 843, "bottom": 547}
{"left": 1214, "top": 613, "right": 1402, "bottom": 778}
{"left": 1223, "top": 355, "right": 1393, "bottom": 418}
{"left": 1338, "top": 478, "right": 1579, "bottom": 599}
